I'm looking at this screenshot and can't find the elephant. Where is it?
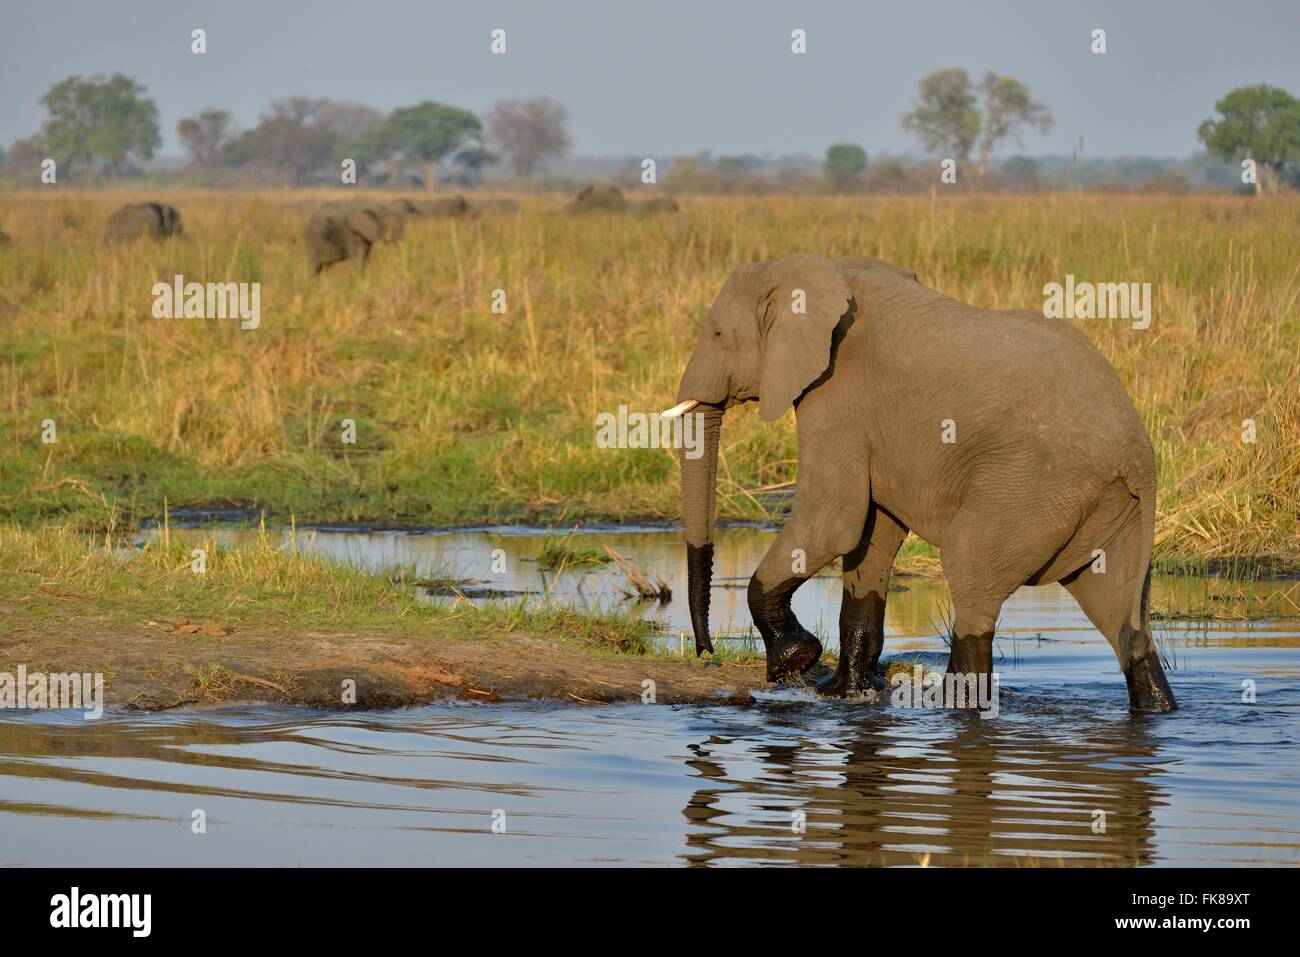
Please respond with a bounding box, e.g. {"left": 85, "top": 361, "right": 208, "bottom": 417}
{"left": 666, "top": 253, "right": 1175, "bottom": 713}
{"left": 469, "top": 197, "right": 521, "bottom": 215}
{"left": 105, "top": 202, "right": 183, "bottom": 241}
{"left": 303, "top": 203, "right": 385, "bottom": 273}
{"left": 412, "top": 195, "right": 470, "bottom": 218}
{"left": 371, "top": 201, "right": 413, "bottom": 241}
{"left": 636, "top": 196, "right": 680, "bottom": 215}
{"left": 0, "top": 227, "right": 9, "bottom": 244}
{"left": 565, "top": 183, "right": 626, "bottom": 213}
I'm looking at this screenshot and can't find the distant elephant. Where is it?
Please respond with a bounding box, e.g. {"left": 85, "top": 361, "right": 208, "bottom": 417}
{"left": 565, "top": 183, "right": 626, "bottom": 213}
{"left": 106, "top": 202, "right": 183, "bottom": 241}
{"left": 371, "top": 201, "right": 412, "bottom": 241}
{"left": 666, "top": 254, "right": 1175, "bottom": 712}
{"left": 0, "top": 227, "right": 10, "bottom": 244}
{"left": 636, "top": 196, "right": 680, "bottom": 214}
{"left": 469, "top": 197, "right": 521, "bottom": 214}
{"left": 304, "top": 204, "right": 384, "bottom": 273}
{"left": 412, "top": 195, "right": 470, "bottom": 218}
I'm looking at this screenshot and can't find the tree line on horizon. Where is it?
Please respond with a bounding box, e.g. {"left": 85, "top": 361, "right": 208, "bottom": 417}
{"left": 1, "top": 80, "right": 573, "bottom": 189}
{"left": 1, "top": 70, "right": 1296, "bottom": 194}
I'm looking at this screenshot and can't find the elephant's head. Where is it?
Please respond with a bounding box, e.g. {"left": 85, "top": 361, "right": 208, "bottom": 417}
{"left": 664, "top": 253, "right": 855, "bottom": 655}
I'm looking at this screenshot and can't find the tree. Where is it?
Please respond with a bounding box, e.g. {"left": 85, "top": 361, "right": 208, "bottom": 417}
{"left": 901, "top": 69, "right": 981, "bottom": 168}
{"left": 484, "top": 97, "right": 571, "bottom": 178}
{"left": 999, "top": 155, "right": 1041, "bottom": 189}
{"left": 452, "top": 145, "right": 498, "bottom": 185}
{"left": 309, "top": 100, "right": 385, "bottom": 144}
{"left": 352, "top": 101, "right": 482, "bottom": 189}
{"left": 975, "top": 72, "right": 1052, "bottom": 179}
{"left": 222, "top": 99, "right": 338, "bottom": 183}
{"left": 0, "top": 137, "right": 45, "bottom": 185}
{"left": 177, "top": 109, "right": 234, "bottom": 167}
{"left": 1198, "top": 85, "right": 1300, "bottom": 194}
{"left": 37, "top": 74, "right": 160, "bottom": 177}
{"left": 824, "top": 143, "right": 868, "bottom": 190}
{"left": 220, "top": 98, "right": 383, "bottom": 184}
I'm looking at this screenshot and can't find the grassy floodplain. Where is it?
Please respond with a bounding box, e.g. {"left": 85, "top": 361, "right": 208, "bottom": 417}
{"left": 1, "top": 190, "right": 1297, "bottom": 571}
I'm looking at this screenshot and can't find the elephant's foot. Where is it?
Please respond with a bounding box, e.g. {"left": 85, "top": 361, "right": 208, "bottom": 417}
{"left": 816, "top": 664, "right": 885, "bottom": 699}
{"left": 819, "top": 617, "right": 885, "bottom": 699}
{"left": 1124, "top": 651, "right": 1177, "bottom": 713}
{"left": 764, "top": 629, "right": 823, "bottom": 683}
{"left": 748, "top": 576, "right": 823, "bottom": 682}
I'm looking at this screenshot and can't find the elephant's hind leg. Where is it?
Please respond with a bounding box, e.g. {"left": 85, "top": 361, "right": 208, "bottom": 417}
{"left": 1061, "top": 546, "right": 1176, "bottom": 713}
{"left": 938, "top": 511, "right": 1042, "bottom": 700}
{"left": 818, "top": 505, "right": 908, "bottom": 698}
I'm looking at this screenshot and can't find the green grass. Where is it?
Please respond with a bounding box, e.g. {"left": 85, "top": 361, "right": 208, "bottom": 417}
{"left": 538, "top": 529, "right": 611, "bottom": 569}
{"left": 1, "top": 190, "right": 1297, "bottom": 567}
{"left": 0, "top": 521, "right": 656, "bottom": 654}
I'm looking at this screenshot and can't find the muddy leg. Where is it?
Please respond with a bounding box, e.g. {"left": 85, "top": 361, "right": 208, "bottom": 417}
{"left": 819, "top": 506, "right": 908, "bottom": 698}
{"left": 1064, "top": 566, "right": 1176, "bottom": 713}
{"left": 749, "top": 518, "right": 858, "bottom": 683}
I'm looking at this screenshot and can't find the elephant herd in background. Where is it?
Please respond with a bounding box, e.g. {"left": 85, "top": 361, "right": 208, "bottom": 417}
{"left": 27, "top": 183, "right": 678, "bottom": 274}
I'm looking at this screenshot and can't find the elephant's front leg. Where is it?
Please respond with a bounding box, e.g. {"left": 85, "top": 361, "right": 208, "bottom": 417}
{"left": 748, "top": 506, "right": 869, "bottom": 683}
{"left": 747, "top": 528, "right": 824, "bottom": 682}
{"left": 818, "top": 506, "right": 908, "bottom": 698}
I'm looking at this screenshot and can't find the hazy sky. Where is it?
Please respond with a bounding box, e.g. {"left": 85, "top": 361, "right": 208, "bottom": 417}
{"left": 2, "top": 0, "right": 1298, "bottom": 160}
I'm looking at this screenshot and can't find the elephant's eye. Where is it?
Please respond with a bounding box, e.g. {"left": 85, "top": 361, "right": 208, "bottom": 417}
{"left": 712, "top": 327, "right": 722, "bottom": 339}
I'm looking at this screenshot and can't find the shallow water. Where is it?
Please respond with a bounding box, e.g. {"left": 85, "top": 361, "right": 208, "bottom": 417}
{"left": 3, "top": 525, "right": 1298, "bottom": 866}
{"left": 130, "top": 522, "right": 1300, "bottom": 649}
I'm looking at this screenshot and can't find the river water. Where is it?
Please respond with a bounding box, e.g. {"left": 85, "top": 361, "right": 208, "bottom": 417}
{"left": 2, "top": 525, "right": 1297, "bottom": 866}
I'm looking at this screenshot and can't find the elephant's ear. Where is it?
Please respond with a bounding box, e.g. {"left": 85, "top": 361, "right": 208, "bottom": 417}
{"left": 756, "top": 253, "right": 853, "bottom": 421}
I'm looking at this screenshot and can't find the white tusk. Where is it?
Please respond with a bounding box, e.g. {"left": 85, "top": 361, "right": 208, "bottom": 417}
{"left": 661, "top": 399, "right": 701, "bottom": 418}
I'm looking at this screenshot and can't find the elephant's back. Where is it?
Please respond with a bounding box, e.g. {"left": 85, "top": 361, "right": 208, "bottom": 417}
{"left": 106, "top": 203, "right": 152, "bottom": 237}
{"left": 866, "top": 293, "right": 1151, "bottom": 482}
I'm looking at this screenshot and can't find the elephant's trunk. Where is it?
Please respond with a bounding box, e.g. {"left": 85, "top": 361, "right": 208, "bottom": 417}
{"left": 679, "top": 405, "right": 723, "bottom": 656}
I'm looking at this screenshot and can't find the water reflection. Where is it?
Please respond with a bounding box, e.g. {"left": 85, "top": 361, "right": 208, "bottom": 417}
{"left": 1, "top": 676, "right": 1297, "bottom": 866}
{"left": 680, "top": 710, "right": 1166, "bottom": 866}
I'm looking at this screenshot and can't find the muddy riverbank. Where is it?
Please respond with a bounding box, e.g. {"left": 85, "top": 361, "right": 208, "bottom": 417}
{"left": 0, "top": 524, "right": 769, "bottom": 711}
{"left": 1, "top": 592, "right": 766, "bottom": 711}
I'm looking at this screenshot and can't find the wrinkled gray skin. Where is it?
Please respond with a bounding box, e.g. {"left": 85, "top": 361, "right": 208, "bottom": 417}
{"left": 565, "top": 183, "right": 627, "bottom": 212}
{"left": 304, "top": 204, "right": 385, "bottom": 273}
{"left": 106, "top": 202, "right": 183, "bottom": 241}
{"left": 675, "top": 253, "right": 1175, "bottom": 712}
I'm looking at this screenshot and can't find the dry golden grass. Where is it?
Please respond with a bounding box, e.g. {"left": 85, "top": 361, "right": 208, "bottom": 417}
{"left": 1, "top": 189, "right": 1296, "bottom": 564}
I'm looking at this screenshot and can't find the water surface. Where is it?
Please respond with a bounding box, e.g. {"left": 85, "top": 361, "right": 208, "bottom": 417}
{"left": 3, "top": 525, "right": 1296, "bottom": 866}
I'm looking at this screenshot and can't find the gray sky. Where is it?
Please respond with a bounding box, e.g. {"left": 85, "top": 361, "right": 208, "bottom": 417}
{"left": 2, "top": 0, "right": 1298, "bottom": 160}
